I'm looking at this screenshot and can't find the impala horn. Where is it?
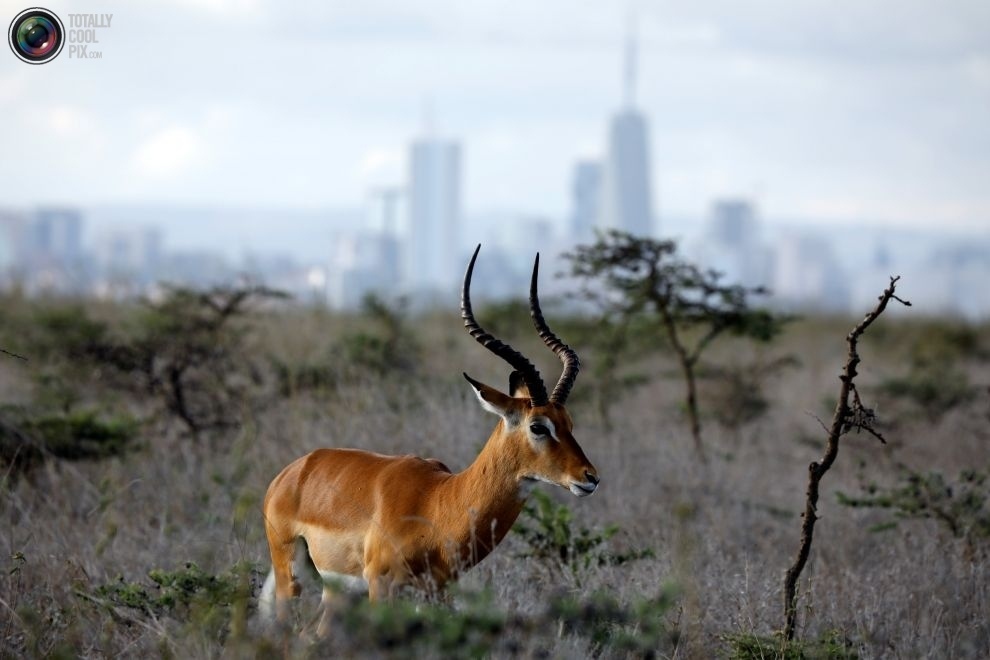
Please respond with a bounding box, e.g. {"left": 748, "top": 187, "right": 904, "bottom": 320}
{"left": 461, "top": 245, "right": 549, "bottom": 406}
{"left": 529, "top": 254, "right": 580, "bottom": 405}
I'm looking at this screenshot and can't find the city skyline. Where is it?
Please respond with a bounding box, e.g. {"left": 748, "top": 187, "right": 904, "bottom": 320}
{"left": 4, "top": 198, "right": 989, "bottom": 318}
{"left": 1, "top": 1, "right": 988, "bottom": 236}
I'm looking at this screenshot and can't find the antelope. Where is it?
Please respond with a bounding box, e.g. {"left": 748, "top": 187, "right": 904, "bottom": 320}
{"left": 260, "top": 246, "right": 599, "bottom": 634}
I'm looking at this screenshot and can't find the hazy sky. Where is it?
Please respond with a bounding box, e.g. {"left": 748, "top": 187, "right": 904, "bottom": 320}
{"left": 2, "top": 0, "right": 988, "bottom": 234}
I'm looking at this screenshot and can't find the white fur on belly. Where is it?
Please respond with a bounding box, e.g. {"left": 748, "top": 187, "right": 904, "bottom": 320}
{"left": 318, "top": 570, "right": 368, "bottom": 594}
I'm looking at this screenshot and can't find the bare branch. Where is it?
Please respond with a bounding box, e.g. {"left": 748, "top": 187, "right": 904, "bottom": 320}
{"left": 1, "top": 348, "right": 27, "bottom": 361}
{"left": 803, "top": 410, "right": 830, "bottom": 435}
{"left": 844, "top": 385, "right": 887, "bottom": 445}
{"left": 783, "top": 275, "right": 910, "bottom": 640}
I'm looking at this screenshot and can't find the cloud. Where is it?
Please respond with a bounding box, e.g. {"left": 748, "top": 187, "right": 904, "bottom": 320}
{"left": 133, "top": 127, "right": 203, "bottom": 178}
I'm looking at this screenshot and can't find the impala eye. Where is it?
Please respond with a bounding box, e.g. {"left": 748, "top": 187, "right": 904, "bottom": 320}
{"left": 530, "top": 423, "right": 551, "bottom": 437}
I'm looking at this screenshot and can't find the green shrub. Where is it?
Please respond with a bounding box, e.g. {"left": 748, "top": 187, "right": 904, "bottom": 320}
{"left": 513, "top": 490, "right": 653, "bottom": 576}
{"left": 878, "top": 365, "right": 974, "bottom": 421}
{"left": 702, "top": 354, "right": 800, "bottom": 430}
{"left": 548, "top": 587, "right": 678, "bottom": 655}
{"left": 92, "top": 562, "right": 256, "bottom": 641}
{"left": 323, "top": 588, "right": 506, "bottom": 658}
{"left": 313, "top": 585, "right": 677, "bottom": 658}
{"left": 875, "top": 320, "right": 982, "bottom": 421}
{"left": 837, "top": 468, "right": 990, "bottom": 553}
{"left": 337, "top": 294, "right": 419, "bottom": 375}
{"left": 270, "top": 358, "right": 338, "bottom": 397}
{"left": 0, "top": 407, "right": 139, "bottom": 480}
{"left": 724, "top": 629, "right": 859, "bottom": 659}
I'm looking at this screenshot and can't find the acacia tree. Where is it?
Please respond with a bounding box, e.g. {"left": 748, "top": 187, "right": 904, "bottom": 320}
{"left": 82, "top": 284, "right": 287, "bottom": 434}
{"left": 565, "top": 230, "right": 784, "bottom": 458}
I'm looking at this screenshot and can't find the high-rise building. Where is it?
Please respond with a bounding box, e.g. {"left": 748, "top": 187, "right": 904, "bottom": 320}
{"left": 709, "top": 200, "right": 757, "bottom": 245}
{"left": 0, "top": 209, "right": 29, "bottom": 271}
{"left": 407, "top": 136, "right": 461, "bottom": 293}
{"left": 773, "top": 232, "right": 849, "bottom": 311}
{"left": 369, "top": 186, "right": 403, "bottom": 288}
{"left": 95, "top": 225, "right": 162, "bottom": 287}
{"left": 31, "top": 207, "right": 83, "bottom": 263}
{"left": 570, "top": 160, "right": 603, "bottom": 243}
{"left": 600, "top": 28, "right": 654, "bottom": 237}
{"left": 696, "top": 198, "right": 771, "bottom": 289}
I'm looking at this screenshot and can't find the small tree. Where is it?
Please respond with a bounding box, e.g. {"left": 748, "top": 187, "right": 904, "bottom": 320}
{"left": 88, "top": 284, "right": 287, "bottom": 434}
{"left": 565, "top": 230, "right": 784, "bottom": 458}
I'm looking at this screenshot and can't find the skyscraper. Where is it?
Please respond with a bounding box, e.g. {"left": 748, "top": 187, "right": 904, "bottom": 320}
{"left": 709, "top": 200, "right": 757, "bottom": 245}
{"left": 32, "top": 207, "right": 83, "bottom": 263}
{"left": 407, "top": 136, "right": 461, "bottom": 293}
{"left": 600, "top": 28, "right": 655, "bottom": 237}
{"left": 696, "top": 198, "right": 771, "bottom": 289}
{"left": 569, "top": 160, "right": 603, "bottom": 243}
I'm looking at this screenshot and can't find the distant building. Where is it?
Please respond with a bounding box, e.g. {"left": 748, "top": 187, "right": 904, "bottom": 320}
{"left": 31, "top": 207, "right": 83, "bottom": 264}
{"left": 772, "top": 232, "right": 849, "bottom": 311}
{"left": 926, "top": 243, "right": 990, "bottom": 319}
{"left": 368, "top": 187, "right": 404, "bottom": 288}
{"left": 499, "top": 214, "right": 556, "bottom": 277}
{"left": 328, "top": 231, "right": 403, "bottom": 309}
{"left": 94, "top": 225, "right": 163, "bottom": 288}
{"left": 599, "top": 29, "right": 654, "bottom": 237}
{"left": 159, "top": 250, "right": 231, "bottom": 289}
{"left": 695, "top": 199, "right": 772, "bottom": 290}
{"left": 13, "top": 207, "right": 90, "bottom": 295}
{"left": 569, "top": 160, "right": 603, "bottom": 243}
{"left": 0, "top": 208, "right": 29, "bottom": 272}
{"left": 407, "top": 135, "right": 461, "bottom": 294}
{"left": 708, "top": 200, "right": 757, "bottom": 245}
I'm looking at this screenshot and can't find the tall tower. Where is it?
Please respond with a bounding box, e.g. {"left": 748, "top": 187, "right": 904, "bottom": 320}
{"left": 407, "top": 126, "right": 461, "bottom": 293}
{"left": 600, "top": 25, "right": 655, "bottom": 237}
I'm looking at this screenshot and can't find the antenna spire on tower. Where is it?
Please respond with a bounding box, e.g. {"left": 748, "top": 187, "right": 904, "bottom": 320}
{"left": 623, "top": 16, "right": 637, "bottom": 109}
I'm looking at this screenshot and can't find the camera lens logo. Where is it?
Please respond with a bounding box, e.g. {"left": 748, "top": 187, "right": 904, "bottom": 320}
{"left": 8, "top": 7, "right": 64, "bottom": 64}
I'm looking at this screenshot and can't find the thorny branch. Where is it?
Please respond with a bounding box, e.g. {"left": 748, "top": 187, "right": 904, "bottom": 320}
{"left": 1, "top": 348, "right": 27, "bottom": 361}
{"left": 783, "top": 276, "right": 911, "bottom": 641}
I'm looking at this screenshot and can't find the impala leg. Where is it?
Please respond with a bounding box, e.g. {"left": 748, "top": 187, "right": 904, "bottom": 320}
{"left": 364, "top": 562, "right": 395, "bottom": 603}
{"left": 315, "top": 584, "right": 335, "bottom": 638}
{"left": 266, "top": 531, "right": 302, "bottom": 623}
{"left": 365, "top": 569, "right": 384, "bottom": 602}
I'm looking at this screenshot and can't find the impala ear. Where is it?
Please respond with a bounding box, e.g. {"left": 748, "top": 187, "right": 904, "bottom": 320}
{"left": 464, "top": 373, "right": 518, "bottom": 421}
{"left": 508, "top": 371, "right": 531, "bottom": 399}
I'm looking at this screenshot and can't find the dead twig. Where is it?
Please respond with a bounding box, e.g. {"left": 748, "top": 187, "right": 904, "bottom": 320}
{"left": 783, "top": 276, "right": 910, "bottom": 641}
{"left": 1, "top": 348, "right": 27, "bottom": 361}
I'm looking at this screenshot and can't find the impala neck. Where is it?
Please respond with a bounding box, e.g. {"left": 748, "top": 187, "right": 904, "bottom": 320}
{"left": 447, "top": 419, "right": 529, "bottom": 562}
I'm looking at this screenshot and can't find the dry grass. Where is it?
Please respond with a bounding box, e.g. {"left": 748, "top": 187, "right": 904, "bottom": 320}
{"left": 1, "top": 298, "right": 988, "bottom": 658}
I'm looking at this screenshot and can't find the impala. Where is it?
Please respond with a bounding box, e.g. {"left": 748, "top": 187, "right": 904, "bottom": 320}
{"left": 260, "top": 246, "right": 599, "bottom": 633}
